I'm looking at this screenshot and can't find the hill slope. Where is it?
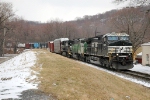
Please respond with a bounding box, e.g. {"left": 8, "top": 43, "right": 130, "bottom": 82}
{"left": 33, "top": 49, "right": 150, "bottom": 100}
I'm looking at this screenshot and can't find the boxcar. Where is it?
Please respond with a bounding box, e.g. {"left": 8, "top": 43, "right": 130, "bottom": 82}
{"left": 25, "top": 43, "right": 30, "bottom": 49}
{"left": 50, "top": 41, "right": 54, "bottom": 52}
{"left": 40, "top": 42, "right": 47, "bottom": 48}
{"left": 29, "top": 43, "right": 34, "bottom": 49}
{"left": 17, "top": 43, "right": 25, "bottom": 48}
{"left": 53, "top": 38, "right": 69, "bottom": 54}
{"left": 34, "top": 43, "right": 40, "bottom": 48}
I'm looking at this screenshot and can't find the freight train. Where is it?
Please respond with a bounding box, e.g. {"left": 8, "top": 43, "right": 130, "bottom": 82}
{"left": 49, "top": 32, "right": 133, "bottom": 70}
{"left": 25, "top": 42, "right": 48, "bottom": 49}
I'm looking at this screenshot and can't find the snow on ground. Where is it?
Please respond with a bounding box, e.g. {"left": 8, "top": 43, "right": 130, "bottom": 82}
{"left": 79, "top": 61, "right": 150, "bottom": 88}
{"left": 130, "top": 64, "right": 150, "bottom": 75}
{"left": 0, "top": 50, "right": 38, "bottom": 99}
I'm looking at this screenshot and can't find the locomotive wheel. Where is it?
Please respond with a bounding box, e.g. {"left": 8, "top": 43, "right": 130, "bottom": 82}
{"left": 65, "top": 52, "right": 67, "bottom": 57}
{"left": 122, "top": 60, "right": 126, "bottom": 66}
{"left": 85, "top": 57, "right": 88, "bottom": 62}
{"left": 105, "top": 59, "right": 109, "bottom": 68}
{"left": 102, "top": 59, "right": 106, "bottom": 67}
{"left": 103, "top": 63, "right": 106, "bottom": 67}
{"left": 86, "top": 56, "right": 90, "bottom": 63}
{"left": 67, "top": 53, "right": 70, "bottom": 58}
{"left": 83, "top": 57, "right": 86, "bottom": 62}
{"left": 78, "top": 55, "right": 80, "bottom": 60}
{"left": 101, "top": 60, "right": 105, "bottom": 67}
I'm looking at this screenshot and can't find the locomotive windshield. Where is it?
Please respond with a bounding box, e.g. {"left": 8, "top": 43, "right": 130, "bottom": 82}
{"left": 119, "top": 36, "right": 129, "bottom": 40}
{"left": 108, "top": 36, "right": 118, "bottom": 40}
{"left": 108, "top": 36, "right": 129, "bottom": 41}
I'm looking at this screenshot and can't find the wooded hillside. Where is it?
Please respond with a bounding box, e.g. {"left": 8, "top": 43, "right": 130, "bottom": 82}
{"left": 0, "top": 1, "right": 150, "bottom": 56}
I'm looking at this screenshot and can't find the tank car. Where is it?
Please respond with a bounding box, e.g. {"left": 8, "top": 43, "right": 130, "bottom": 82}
{"left": 85, "top": 32, "right": 133, "bottom": 70}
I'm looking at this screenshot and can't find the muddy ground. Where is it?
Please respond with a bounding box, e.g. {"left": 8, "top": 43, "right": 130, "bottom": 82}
{"left": 0, "top": 54, "right": 18, "bottom": 64}
{"left": 20, "top": 89, "right": 57, "bottom": 100}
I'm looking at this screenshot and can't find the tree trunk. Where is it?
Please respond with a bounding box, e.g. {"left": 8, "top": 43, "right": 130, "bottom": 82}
{"left": 14, "top": 44, "right": 17, "bottom": 54}
{"left": 0, "top": 46, "right": 3, "bottom": 56}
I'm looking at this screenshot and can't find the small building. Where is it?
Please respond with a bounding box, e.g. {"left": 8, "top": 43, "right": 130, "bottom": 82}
{"left": 135, "top": 52, "right": 142, "bottom": 64}
{"left": 141, "top": 42, "right": 150, "bottom": 66}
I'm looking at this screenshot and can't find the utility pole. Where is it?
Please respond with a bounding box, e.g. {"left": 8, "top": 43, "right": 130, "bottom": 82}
{"left": 3, "top": 21, "right": 6, "bottom": 57}
{"left": 95, "top": 27, "right": 101, "bottom": 36}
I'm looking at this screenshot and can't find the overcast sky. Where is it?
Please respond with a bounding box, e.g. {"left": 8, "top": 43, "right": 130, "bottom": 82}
{"left": 1, "top": 0, "right": 126, "bottom": 22}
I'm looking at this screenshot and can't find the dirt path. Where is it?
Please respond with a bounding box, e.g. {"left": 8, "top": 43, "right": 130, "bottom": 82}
{"left": 20, "top": 89, "right": 57, "bottom": 100}
{"left": 0, "top": 54, "right": 18, "bottom": 64}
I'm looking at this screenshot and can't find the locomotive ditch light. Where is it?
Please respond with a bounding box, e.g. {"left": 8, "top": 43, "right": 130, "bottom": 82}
{"left": 116, "top": 53, "right": 119, "bottom": 56}
{"left": 69, "top": 53, "right": 71, "bottom": 55}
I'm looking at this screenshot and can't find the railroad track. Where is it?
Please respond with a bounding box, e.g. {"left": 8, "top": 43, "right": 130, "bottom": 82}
{"left": 120, "top": 70, "right": 150, "bottom": 82}
{"left": 65, "top": 55, "right": 150, "bottom": 82}
{"left": 83, "top": 60, "right": 150, "bottom": 82}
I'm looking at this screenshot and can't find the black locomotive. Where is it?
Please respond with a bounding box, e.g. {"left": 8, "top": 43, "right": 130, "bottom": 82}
{"left": 70, "top": 32, "right": 133, "bottom": 70}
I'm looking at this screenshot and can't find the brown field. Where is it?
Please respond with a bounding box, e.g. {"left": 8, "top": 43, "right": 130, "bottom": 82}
{"left": 33, "top": 49, "right": 150, "bottom": 100}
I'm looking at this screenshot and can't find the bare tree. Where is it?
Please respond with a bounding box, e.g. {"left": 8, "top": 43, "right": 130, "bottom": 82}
{"left": 111, "top": 7, "right": 150, "bottom": 55}
{"left": 43, "top": 21, "right": 57, "bottom": 41}
{"left": 113, "top": 0, "right": 150, "bottom": 6}
{"left": 63, "top": 21, "right": 79, "bottom": 39}
{"left": 113, "top": 0, "right": 150, "bottom": 5}
{"left": 0, "top": 2, "right": 14, "bottom": 56}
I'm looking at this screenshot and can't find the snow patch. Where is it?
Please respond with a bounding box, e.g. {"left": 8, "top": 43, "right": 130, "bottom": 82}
{"left": 0, "top": 51, "right": 38, "bottom": 99}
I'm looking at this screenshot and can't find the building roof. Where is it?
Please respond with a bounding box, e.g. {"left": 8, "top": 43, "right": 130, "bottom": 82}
{"left": 141, "top": 42, "right": 150, "bottom": 46}
{"left": 137, "top": 52, "right": 142, "bottom": 56}
{"left": 103, "top": 32, "right": 129, "bottom": 37}
{"left": 54, "top": 38, "right": 69, "bottom": 42}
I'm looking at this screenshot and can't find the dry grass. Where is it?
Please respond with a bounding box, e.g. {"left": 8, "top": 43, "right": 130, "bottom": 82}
{"left": 33, "top": 49, "right": 150, "bottom": 100}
